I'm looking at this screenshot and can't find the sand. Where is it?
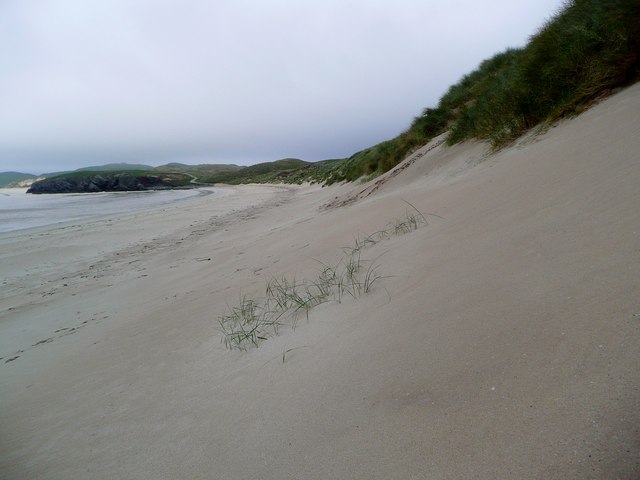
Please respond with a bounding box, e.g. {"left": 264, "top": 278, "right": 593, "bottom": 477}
{"left": 1, "top": 83, "right": 639, "bottom": 479}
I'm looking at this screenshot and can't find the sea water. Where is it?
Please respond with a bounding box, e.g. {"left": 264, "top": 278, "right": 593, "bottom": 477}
{"left": 0, "top": 188, "right": 207, "bottom": 234}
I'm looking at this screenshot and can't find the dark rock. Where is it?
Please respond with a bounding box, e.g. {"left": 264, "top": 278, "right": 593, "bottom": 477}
{"left": 27, "top": 172, "right": 190, "bottom": 194}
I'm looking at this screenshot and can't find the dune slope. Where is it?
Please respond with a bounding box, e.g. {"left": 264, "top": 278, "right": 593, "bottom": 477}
{"left": 1, "top": 84, "right": 639, "bottom": 479}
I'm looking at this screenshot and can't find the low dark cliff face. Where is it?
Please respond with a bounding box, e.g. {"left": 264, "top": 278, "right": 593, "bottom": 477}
{"left": 27, "top": 172, "right": 190, "bottom": 194}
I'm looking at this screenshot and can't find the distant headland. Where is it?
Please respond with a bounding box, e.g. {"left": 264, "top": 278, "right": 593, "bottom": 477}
{"left": 5, "top": 158, "right": 341, "bottom": 194}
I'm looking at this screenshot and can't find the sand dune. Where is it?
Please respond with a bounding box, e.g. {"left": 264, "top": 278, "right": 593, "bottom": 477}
{"left": 1, "top": 83, "right": 639, "bottom": 479}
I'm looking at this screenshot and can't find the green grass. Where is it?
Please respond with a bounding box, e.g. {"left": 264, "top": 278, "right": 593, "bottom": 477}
{"left": 218, "top": 252, "right": 383, "bottom": 351}
{"left": 218, "top": 296, "right": 276, "bottom": 350}
{"left": 203, "top": 159, "right": 342, "bottom": 185}
{"left": 217, "top": 205, "right": 433, "bottom": 350}
{"left": 446, "top": 0, "right": 640, "bottom": 147}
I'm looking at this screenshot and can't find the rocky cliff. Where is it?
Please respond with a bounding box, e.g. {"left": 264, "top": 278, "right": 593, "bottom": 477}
{"left": 27, "top": 172, "right": 191, "bottom": 194}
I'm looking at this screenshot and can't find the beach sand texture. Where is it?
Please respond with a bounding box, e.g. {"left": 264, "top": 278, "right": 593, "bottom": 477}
{"left": 1, "top": 83, "right": 639, "bottom": 479}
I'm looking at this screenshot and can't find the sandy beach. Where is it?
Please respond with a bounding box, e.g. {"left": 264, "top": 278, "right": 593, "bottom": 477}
{"left": 1, "top": 83, "right": 639, "bottom": 479}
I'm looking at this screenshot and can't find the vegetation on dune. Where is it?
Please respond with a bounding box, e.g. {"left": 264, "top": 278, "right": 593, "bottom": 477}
{"left": 218, "top": 205, "right": 431, "bottom": 350}
{"left": 447, "top": 0, "right": 640, "bottom": 146}
{"left": 322, "top": 0, "right": 640, "bottom": 183}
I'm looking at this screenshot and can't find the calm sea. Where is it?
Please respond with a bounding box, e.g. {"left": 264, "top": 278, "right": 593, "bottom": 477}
{"left": 0, "top": 188, "right": 208, "bottom": 234}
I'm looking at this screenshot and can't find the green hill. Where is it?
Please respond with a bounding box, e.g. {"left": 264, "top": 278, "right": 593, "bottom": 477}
{"left": 203, "top": 159, "right": 310, "bottom": 184}
{"left": 76, "top": 163, "right": 154, "bottom": 172}
{"left": 154, "top": 163, "right": 244, "bottom": 183}
{"left": 0, "top": 172, "right": 37, "bottom": 187}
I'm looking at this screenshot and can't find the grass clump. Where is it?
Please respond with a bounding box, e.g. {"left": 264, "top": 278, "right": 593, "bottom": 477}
{"left": 218, "top": 252, "right": 383, "bottom": 351}
{"left": 344, "top": 202, "right": 434, "bottom": 256}
{"left": 217, "top": 204, "right": 433, "bottom": 350}
{"left": 218, "top": 296, "right": 273, "bottom": 350}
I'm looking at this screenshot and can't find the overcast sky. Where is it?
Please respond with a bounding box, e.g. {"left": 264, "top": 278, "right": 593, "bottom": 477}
{"left": 0, "top": 0, "right": 565, "bottom": 174}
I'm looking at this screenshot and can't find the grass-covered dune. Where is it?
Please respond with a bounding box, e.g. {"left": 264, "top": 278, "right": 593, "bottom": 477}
{"left": 325, "top": 0, "right": 640, "bottom": 183}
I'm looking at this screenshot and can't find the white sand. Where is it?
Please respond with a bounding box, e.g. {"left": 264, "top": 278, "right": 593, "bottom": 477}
{"left": 1, "top": 84, "right": 639, "bottom": 479}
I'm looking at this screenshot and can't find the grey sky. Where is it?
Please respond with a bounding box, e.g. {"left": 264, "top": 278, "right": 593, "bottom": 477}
{"left": 0, "top": 0, "right": 565, "bottom": 174}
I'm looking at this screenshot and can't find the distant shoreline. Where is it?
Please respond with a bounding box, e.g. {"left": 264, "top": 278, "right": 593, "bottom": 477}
{"left": 0, "top": 187, "right": 217, "bottom": 235}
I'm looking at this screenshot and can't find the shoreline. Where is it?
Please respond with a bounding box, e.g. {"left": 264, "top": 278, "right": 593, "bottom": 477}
{"left": 0, "top": 186, "right": 219, "bottom": 236}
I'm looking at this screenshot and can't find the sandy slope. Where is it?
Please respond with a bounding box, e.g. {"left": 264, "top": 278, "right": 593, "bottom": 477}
{"left": 1, "top": 84, "right": 639, "bottom": 479}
